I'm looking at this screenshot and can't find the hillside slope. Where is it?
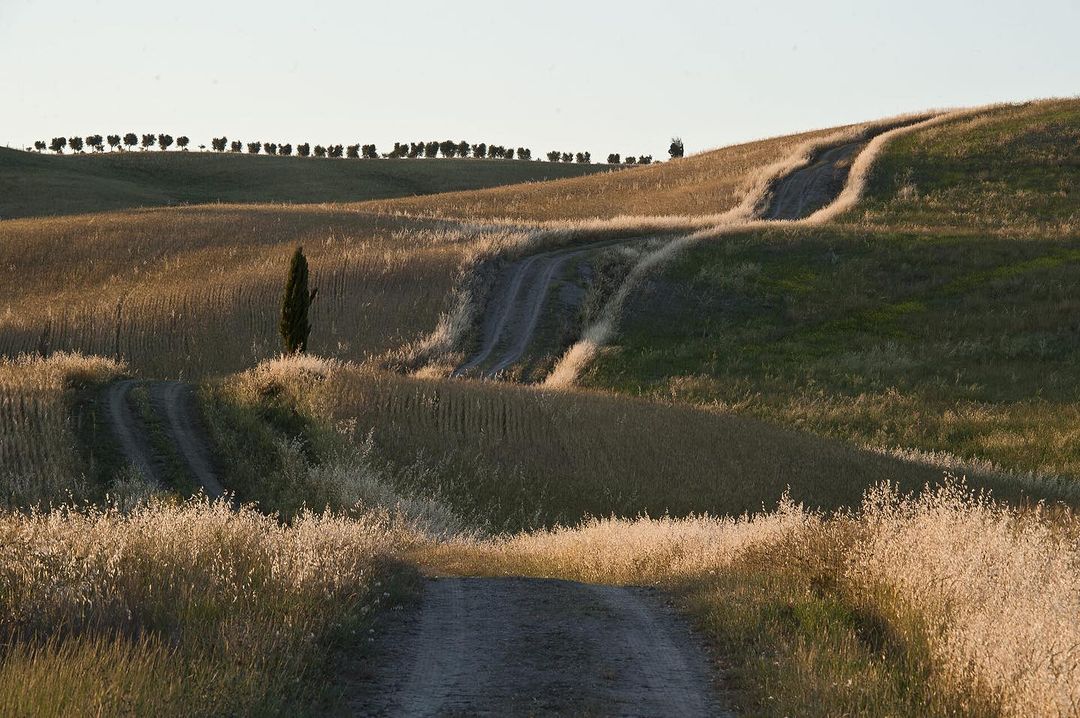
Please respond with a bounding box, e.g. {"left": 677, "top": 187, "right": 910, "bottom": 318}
{"left": 0, "top": 148, "right": 613, "bottom": 220}
{"left": 583, "top": 99, "right": 1080, "bottom": 485}
{"left": 355, "top": 126, "right": 857, "bottom": 222}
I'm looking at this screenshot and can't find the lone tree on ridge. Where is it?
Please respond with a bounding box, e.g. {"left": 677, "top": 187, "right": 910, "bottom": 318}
{"left": 669, "top": 137, "right": 684, "bottom": 159}
{"left": 280, "top": 246, "right": 318, "bottom": 354}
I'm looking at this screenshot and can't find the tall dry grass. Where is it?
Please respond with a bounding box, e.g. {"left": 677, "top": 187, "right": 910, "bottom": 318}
{"left": 0, "top": 498, "right": 415, "bottom": 716}
{"left": 230, "top": 356, "right": 948, "bottom": 530}
{"left": 0, "top": 352, "right": 124, "bottom": 507}
{"left": 420, "top": 481, "right": 1080, "bottom": 717}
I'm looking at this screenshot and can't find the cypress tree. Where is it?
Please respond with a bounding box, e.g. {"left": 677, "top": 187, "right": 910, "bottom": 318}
{"left": 280, "top": 246, "right": 317, "bottom": 353}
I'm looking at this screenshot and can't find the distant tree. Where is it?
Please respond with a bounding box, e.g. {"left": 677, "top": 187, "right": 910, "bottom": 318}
{"left": 472, "top": 143, "right": 486, "bottom": 159}
{"left": 86, "top": 134, "right": 104, "bottom": 152}
{"left": 177, "top": 136, "right": 190, "bottom": 151}
{"left": 247, "top": 141, "right": 261, "bottom": 154}
{"left": 438, "top": 140, "right": 456, "bottom": 158}
{"left": 457, "top": 140, "right": 470, "bottom": 157}
{"left": 668, "top": 137, "right": 684, "bottom": 159}
{"left": 107, "top": 134, "right": 121, "bottom": 151}
{"left": 68, "top": 136, "right": 84, "bottom": 153}
{"left": 487, "top": 145, "right": 501, "bottom": 159}
{"left": 561, "top": 152, "right": 572, "bottom": 163}
{"left": 297, "top": 143, "right": 310, "bottom": 157}
{"left": 211, "top": 137, "right": 227, "bottom": 152}
{"left": 279, "top": 246, "right": 318, "bottom": 354}
{"left": 280, "top": 143, "right": 293, "bottom": 156}
{"left": 607, "top": 153, "right": 620, "bottom": 164}
{"left": 407, "top": 142, "right": 422, "bottom": 158}
{"left": 198, "top": 144, "right": 206, "bottom": 151}
{"left": 313, "top": 145, "right": 326, "bottom": 157}
{"left": 639, "top": 155, "right": 653, "bottom": 165}
{"left": 546, "top": 150, "right": 560, "bottom": 162}
{"left": 346, "top": 144, "right": 360, "bottom": 159}
{"left": 362, "top": 144, "right": 378, "bottom": 159}
{"left": 157, "top": 133, "right": 173, "bottom": 151}
{"left": 49, "top": 137, "right": 66, "bottom": 154}
{"left": 140, "top": 134, "right": 156, "bottom": 150}
{"left": 264, "top": 142, "right": 278, "bottom": 155}
{"left": 424, "top": 141, "right": 439, "bottom": 158}
{"left": 34, "top": 140, "right": 46, "bottom": 152}
{"left": 230, "top": 140, "right": 242, "bottom": 152}
{"left": 328, "top": 144, "right": 343, "bottom": 158}
{"left": 389, "top": 142, "right": 406, "bottom": 158}
{"left": 624, "top": 156, "right": 637, "bottom": 165}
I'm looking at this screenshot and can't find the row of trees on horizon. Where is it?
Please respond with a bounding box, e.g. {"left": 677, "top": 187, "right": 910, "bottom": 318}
{"left": 28, "top": 134, "right": 687, "bottom": 165}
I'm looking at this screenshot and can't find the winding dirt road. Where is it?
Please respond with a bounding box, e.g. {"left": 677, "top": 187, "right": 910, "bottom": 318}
{"left": 454, "top": 128, "right": 904, "bottom": 381}
{"left": 348, "top": 576, "right": 728, "bottom": 717}
{"left": 103, "top": 379, "right": 224, "bottom": 498}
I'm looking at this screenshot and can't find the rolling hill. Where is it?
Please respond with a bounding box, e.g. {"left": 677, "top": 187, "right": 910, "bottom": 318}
{"left": 0, "top": 147, "right": 615, "bottom": 220}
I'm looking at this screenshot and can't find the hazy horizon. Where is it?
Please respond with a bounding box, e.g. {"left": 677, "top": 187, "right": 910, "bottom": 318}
{"left": 3, "top": 0, "right": 1078, "bottom": 159}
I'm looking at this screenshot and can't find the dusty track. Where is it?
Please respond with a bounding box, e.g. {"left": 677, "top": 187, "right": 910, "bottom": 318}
{"left": 348, "top": 576, "right": 728, "bottom": 717}
{"left": 761, "top": 140, "right": 864, "bottom": 219}
{"left": 454, "top": 238, "right": 644, "bottom": 379}
{"left": 102, "top": 379, "right": 223, "bottom": 498}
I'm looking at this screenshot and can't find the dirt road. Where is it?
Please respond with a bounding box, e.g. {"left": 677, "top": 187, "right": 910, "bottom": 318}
{"left": 348, "top": 576, "right": 728, "bottom": 717}
{"left": 454, "top": 239, "right": 644, "bottom": 379}
{"left": 102, "top": 379, "right": 224, "bottom": 498}
{"left": 454, "top": 130, "right": 901, "bottom": 380}
{"left": 760, "top": 140, "right": 864, "bottom": 220}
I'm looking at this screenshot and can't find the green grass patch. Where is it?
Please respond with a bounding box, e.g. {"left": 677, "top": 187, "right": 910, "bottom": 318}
{"left": 585, "top": 225, "right": 1080, "bottom": 487}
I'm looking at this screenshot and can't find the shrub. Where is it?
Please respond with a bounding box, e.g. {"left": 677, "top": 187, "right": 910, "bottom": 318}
{"left": 607, "top": 153, "right": 620, "bottom": 164}
{"left": 639, "top": 155, "right": 653, "bottom": 165}
{"left": 669, "top": 137, "right": 684, "bottom": 159}
{"left": 625, "top": 156, "right": 637, "bottom": 165}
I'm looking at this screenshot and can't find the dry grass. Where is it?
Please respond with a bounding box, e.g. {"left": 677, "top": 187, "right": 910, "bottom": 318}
{"left": 354, "top": 126, "right": 857, "bottom": 222}
{"left": 0, "top": 498, "right": 415, "bottom": 716}
{"left": 0, "top": 207, "right": 536, "bottom": 377}
{"left": 227, "top": 357, "right": 953, "bottom": 531}
{"left": 0, "top": 353, "right": 124, "bottom": 508}
{"left": 419, "top": 481, "right": 1079, "bottom": 717}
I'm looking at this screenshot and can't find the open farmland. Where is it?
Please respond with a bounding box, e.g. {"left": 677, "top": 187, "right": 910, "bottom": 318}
{"left": 2, "top": 97, "right": 1079, "bottom": 717}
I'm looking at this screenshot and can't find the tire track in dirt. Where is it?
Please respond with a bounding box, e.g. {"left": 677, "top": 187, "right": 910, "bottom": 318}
{"left": 102, "top": 379, "right": 223, "bottom": 498}
{"left": 348, "top": 576, "right": 729, "bottom": 717}
{"left": 453, "top": 238, "right": 645, "bottom": 379}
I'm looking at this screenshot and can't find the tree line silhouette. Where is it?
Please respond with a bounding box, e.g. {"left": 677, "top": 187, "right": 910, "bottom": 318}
{"left": 29, "top": 133, "right": 686, "bottom": 165}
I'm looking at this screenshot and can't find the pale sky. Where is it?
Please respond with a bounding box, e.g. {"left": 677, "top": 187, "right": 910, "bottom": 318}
{"left": 2, "top": 0, "right": 1077, "bottom": 158}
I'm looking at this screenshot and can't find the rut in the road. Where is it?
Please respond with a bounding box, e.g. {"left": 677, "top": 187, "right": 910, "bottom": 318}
{"left": 103, "top": 379, "right": 223, "bottom": 498}
{"left": 347, "top": 576, "right": 729, "bottom": 717}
